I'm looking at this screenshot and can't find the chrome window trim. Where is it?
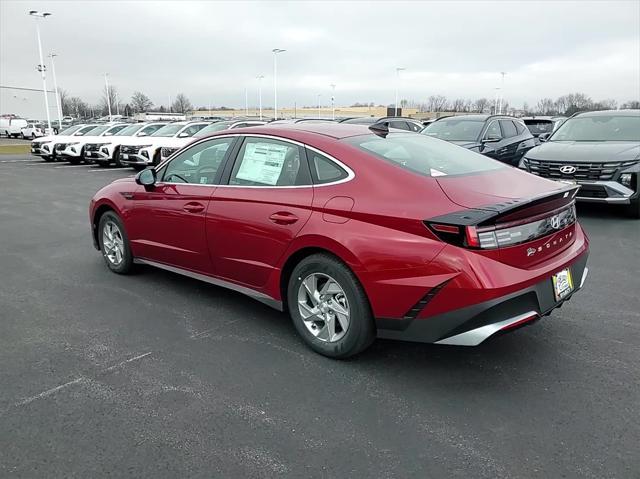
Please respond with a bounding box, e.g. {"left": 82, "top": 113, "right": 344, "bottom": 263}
{"left": 156, "top": 133, "right": 356, "bottom": 189}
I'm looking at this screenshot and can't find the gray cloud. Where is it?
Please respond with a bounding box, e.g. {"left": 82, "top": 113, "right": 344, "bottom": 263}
{"left": 1, "top": 0, "right": 639, "bottom": 117}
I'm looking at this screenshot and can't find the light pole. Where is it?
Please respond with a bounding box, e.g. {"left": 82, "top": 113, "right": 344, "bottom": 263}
{"left": 256, "top": 75, "right": 264, "bottom": 120}
{"left": 272, "top": 48, "right": 285, "bottom": 119}
{"left": 103, "top": 73, "right": 112, "bottom": 120}
{"left": 48, "top": 53, "right": 63, "bottom": 130}
{"left": 330, "top": 84, "right": 336, "bottom": 120}
{"left": 317, "top": 94, "right": 322, "bottom": 118}
{"left": 494, "top": 87, "right": 501, "bottom": 115}
{"left": 244, "top": 87, "right": 248, "bottom": 116}
{"left": 499, "top": 71, "right": 506, "bottom": 114}
{"left": 395, "top": 67, "right": 405, "bottom": 117}
{"left": 28, "top": 10, "right": 52, "bottom": 134}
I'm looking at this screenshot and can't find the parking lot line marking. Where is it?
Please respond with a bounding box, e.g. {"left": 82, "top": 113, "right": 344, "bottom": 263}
{"left": 89, "top": 167, "right": 132, "bottom": 172}
{"left": 26, "top": 162, "right": 56, "bottom": 166}
{"left": 15, "top": 377, "right": 86, "bottom": 407}
{"left": 54, "top": 164, "right": 92, "bottom": 169}
{"left": 0, "top": 159, "right": 42, "bottom": 163}
{"left": 103, "top": 351, "right": 152, "bottom": 372}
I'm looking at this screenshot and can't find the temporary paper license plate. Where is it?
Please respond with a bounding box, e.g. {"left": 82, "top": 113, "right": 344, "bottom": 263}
{"left": 552, "top": 268, "right": 574, "bottom": 302}
{"left": 121, "top": 154, "right": 128, "bottom": 159}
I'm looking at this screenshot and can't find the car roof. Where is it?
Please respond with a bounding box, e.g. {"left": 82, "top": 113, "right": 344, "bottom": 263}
{"left": 573, "top": 109, "right": 640, "bottom": 117}
{"left": 203, "top": 122, "right": 374, "bottom": 141}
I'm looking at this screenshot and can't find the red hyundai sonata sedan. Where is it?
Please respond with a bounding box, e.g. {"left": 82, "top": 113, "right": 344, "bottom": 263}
{"left": 90, "top": 123, "right": 589, "bottom": 358}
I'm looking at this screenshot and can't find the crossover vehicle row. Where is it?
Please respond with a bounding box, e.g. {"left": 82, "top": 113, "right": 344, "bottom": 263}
{"left": 86, "top": 122, "right": 168, "bottom": 166}
{"left": 31, "top": 124, "right": 101, "bottom": 161}
{"left": 159, "top": 119, "right": 268, "bottom": 161}
{"left": 519, "top": 110, "right": 640, "bottom": 217}
{"left": 59, "top": 123, "right": 130, "bottom": 164}
{"left": 90, "top": 123, "right": 589, "bottom": 358}
{"left": 118, "top": 121, "right": 210, "bottom": 170}
{"left": 422, "top": 114, "right": 536, "bottom": 166}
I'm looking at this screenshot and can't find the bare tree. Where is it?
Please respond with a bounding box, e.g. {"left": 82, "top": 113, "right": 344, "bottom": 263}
{"left": 171, "top": 93, "right": 193, "bottom": 114}
{"left": 451, "top": 98, "right": 467, "bottom": 112}
{"left": 68, "top": 96, "right": 90, "bottom": 118}
{"left": 534, "top": 98, "right": 555, "bottom": 115}
{"left": 591, "top": 99, "right": 618, "bottom": 111}
{"left": 621, "top": 100, "right": 640, "bottom": 109}
{"left": 100, "top": 85, "right": 120, "bottom": 116}
{"left": 130, "top": 91, "right": 154, "bottom": 113}
{"left": 427, "top": 95, "right": 448, "bottom": 112}
{"left": 57, "top": 88, "right": 71, "bottom": 116}
{"left": 473, "top": 98, "right": 490, "bottom": 113}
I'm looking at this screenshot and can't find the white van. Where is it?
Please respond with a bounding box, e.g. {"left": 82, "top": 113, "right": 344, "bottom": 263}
{"left": 0, "top": 117, "right": 29, "bottom": 138}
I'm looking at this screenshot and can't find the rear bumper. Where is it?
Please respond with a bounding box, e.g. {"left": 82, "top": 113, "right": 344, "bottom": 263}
{"left": 376, "top": 250, "right": 589, "bottom": 345}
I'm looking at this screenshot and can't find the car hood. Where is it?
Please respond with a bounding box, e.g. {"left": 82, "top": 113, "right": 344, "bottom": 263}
{"left": 526, "top": 141, "right": 640, "bottom": 162}
{"left": 157, "top": 137, "right": 191, "bottom": 149}
{"left": 436, "top": 166, "right": 565, "bottom": 209}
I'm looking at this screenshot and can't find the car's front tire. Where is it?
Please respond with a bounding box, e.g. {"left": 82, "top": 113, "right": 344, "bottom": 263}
{"left": 98, "top": 211, "right": 134, "bottom": 274}
{"left": 627, "top": 196, "right": 640, "bottom": 219}
{"left": 287, "top": 254, "right": 375, "bottom": 359}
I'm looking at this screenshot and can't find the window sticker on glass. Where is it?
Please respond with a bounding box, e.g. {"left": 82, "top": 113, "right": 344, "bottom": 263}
{"left": 236, "top": 142, "right": 289, "bottom": 185}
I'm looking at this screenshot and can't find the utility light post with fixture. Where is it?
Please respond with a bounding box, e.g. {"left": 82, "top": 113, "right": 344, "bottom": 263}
{"left": 48, "top": 53, "right": 63, "bottom": 130}
{"left": 317, "top": 94, "right": 322, "bottom": 118}
{"left": 256, "top": 75, "right": 264, "bottom": 120}
{"left": 28, "top": 10, "right": 52, "bottom": 134}
{"left": 395, "top": 67, "right": 405, "bottom": 117}
{"left": 272, "top": 48, "right": 285, "bottom": 119}
{"left": 330, "top": 84, "right": 336, "bottom": 120}
{"left": 103, "top": 73, "right": 113, "bottom": 120}
{"left": 499, "top": 71, "right": 506, "bottom": 114}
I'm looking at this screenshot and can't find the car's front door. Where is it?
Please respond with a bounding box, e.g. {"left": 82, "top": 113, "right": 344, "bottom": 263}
{"left": 128, "top": 137, "right": 235, "bottom": 274}
{"left": 208, "top": 136, "right": 313, "bottom": 288}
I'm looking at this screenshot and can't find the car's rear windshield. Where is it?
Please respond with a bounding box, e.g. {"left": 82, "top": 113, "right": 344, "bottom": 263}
{"left": 151, "top": 124, "right": 184, "bottom": 137}
{"left": 115, "top": 124, "right": 143, "bottom": 136}
{"left": 523, "top": 120, "right": 554, "bottom": 135}
{"left": 345, "top": 133, "right": 504, "bottom": 177}
{"left": 421, "top": 118, "right": 485, "bottom": 142}
{"left": 551, "top": 115, "right": 640, "bottom": 141}
{"left": 58, "top": 125, "right": 83, "bottom": 135}
{"left": 193, "top": 122, "right": 231, "bottom": 137}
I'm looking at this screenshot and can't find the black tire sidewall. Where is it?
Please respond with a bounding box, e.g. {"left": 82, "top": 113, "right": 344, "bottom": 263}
{"left": 98, "top": 211, "right": 133, "bottom": 274}
{"left": 288, "top": 254, "right": 374, "bottom": 359}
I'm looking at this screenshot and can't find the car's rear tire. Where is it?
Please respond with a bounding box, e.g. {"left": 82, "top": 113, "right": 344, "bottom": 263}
{"left": 98, "top": 211, "right": 134, "bottom": 274}
{"left": 287, "top": 253, "right": 375, "bottom": 359}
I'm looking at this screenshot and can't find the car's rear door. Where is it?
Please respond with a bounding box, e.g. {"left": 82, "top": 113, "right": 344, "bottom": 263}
{"left": 128, "top": 137, "right": 236, "bottom": 274}
{"left": 207, "top": 136, "right": 313, "bottom": 288}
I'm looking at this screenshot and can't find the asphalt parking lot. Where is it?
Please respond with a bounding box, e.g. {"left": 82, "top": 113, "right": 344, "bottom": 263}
{"left": 0, "top": 154, "right": 638, "bottom": 478}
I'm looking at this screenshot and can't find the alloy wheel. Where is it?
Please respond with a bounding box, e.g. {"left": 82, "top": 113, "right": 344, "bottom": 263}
{"left": 297, "top": 273, "right": 350, "bottom": 342}
{"left": 102, "top": 220, "right": 125, "bottom": 266}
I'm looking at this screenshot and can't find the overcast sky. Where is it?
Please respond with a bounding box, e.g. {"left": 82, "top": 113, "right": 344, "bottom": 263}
{"left": 1, "top": 0, "right": 639, "bottom": 116}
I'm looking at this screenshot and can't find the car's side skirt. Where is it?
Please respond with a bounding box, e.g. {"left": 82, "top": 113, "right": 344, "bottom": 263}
{"left": 133, "top": 258, "right": 283, "bottom": 311}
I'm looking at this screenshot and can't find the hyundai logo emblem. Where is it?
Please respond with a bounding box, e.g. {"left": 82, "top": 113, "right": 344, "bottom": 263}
{"left": 550, "top": 215, "right": 561, "bottom": 229}
{"left": 559, "top": 165, "right": 577, "bottom": 174}
{"left": 527, "top": 247, "right": 536, "bottom": 257}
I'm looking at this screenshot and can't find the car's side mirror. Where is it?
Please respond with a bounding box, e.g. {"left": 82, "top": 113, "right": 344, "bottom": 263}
{"left": 538, "top": 132, "right": 551, "bottom": 142}
{"left": 177, "top": 132, "right": 189, "bottom": 138}
{"left": 482, "top": 134, "right": 501, "bottom": 143}
{"left": 135, "top": 168, "right": 156, "bottom": 187}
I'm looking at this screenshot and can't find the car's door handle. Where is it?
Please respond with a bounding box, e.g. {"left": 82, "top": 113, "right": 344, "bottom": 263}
{"left": 183, "top": 202, "right": 205, "bottom": 213}
{"left": 269, "top": 211, "right": 299, "bottom": 225}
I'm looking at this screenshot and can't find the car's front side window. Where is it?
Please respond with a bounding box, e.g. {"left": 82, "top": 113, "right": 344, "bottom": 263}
{"left": 484, "top": 121, "right": 502, "bottom": 139}
{"left": 229, "top": 138, "right": 311, "bottom": 187}
{"left": 162, "top": 137, "right": 234, "bottom": 185}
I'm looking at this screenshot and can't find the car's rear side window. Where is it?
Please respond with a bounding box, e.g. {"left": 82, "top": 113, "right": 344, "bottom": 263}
{"left": 307, "top": 150, "right": 349, "bottom": 184}
{"left": 500, "top": 120, "right": 518, "bottom": 138}
{"left": 345, "top": 133, "right": 504, "bottom": 177}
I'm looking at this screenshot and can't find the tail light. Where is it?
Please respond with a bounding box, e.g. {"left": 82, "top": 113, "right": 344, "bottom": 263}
{"left": 426, "top": 203, "right": 576, "bottom": 250}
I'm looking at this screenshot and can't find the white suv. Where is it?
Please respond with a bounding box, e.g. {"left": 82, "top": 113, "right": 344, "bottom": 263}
{"left": 31, "top": 124, "right": 100, "bottom": 162}
{"left": 119, "top": 121, "right": 209, "bottom": 170}
{"left": 159, "top": 119, "right": 267, "bottom": 161}
{"left": 59, "top": 123, "right": 129, "bottom": 164}
{"left": 84, "top": 122, "right": 167, "bottom": 166}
